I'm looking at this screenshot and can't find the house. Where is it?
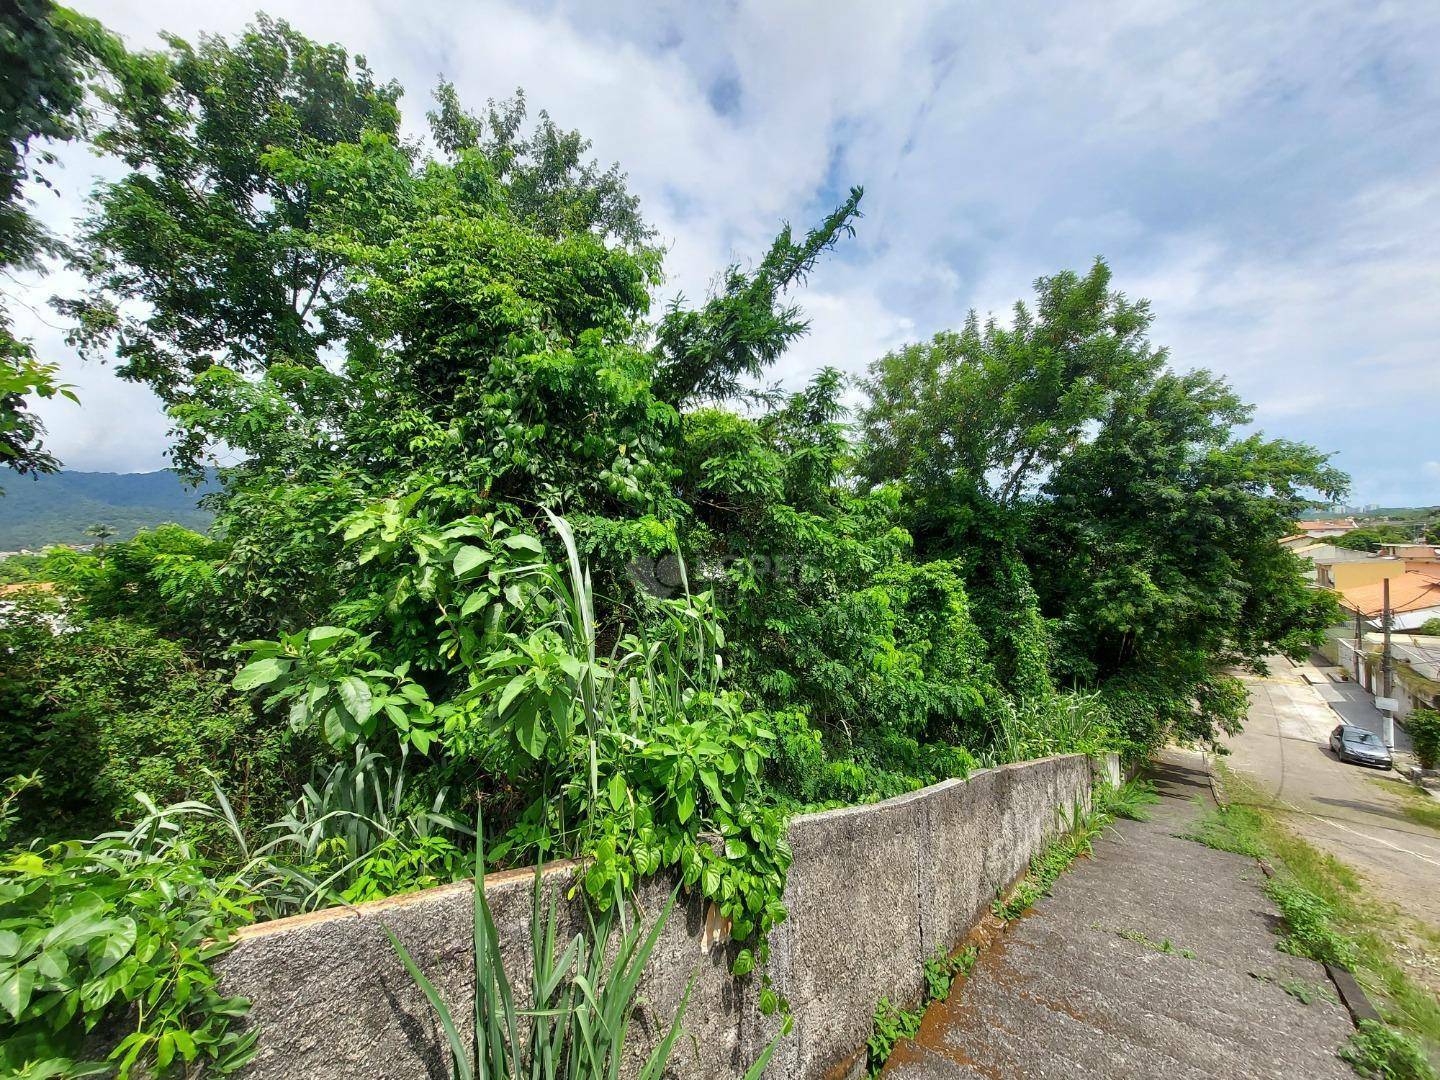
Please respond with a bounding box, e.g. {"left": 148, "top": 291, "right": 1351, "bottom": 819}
{"left": 1301, "top": 545, "right": 1406, "bottom": 590}
{"left": 1332, "top": 631, "right": 1440, "bottom": 722}
{"left": 1379, "top": 543, "right": 1440, "bottom": 571}
{"left": 1293, "top": 517, "right": 1358, "bottom": 539}
{"left": 1335, "top": 568, "right": 1440, "bottom": 632}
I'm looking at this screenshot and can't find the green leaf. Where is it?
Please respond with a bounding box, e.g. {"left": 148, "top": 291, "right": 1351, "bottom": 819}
{"left": 502, "top": 534, "right": 543, "bottom": 553}
{"left": 731, "top": 948, "right": 755, "bottom": 977}
{"left": 87, "top": 917, "right": 136, "bottom": 975}
{"left": 452, "top": 546, "right": 492, "bottom": 578}
{"left": 0, "top": 965, "right": 35, "bottom": 1020}
{"left": 676, "top": 786, "right": 695, "bottom": 825}
{"left": 701, "top": 860, "right": 722, "bottom": 897}
{"left": 459, "top": 589, "right": 492, "bottom": 617}
{"left": 306, "top": 626, "right": 351, "bottom": 652}
{"left": 338, "top": 676, "right": 373, "bottom": 724}
{"left": 607, "top": 772, "right": 627, "bottom": 812}
{"left": 233, "top": 657, "right": 292, "bottom": 691}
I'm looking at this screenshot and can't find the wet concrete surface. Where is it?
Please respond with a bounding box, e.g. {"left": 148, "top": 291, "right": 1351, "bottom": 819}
{"left": 882, "top": 751, "right": 1354, "bottom": 1079}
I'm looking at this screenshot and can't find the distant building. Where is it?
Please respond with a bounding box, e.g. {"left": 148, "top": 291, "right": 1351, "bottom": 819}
{"left": 1294, "top": 517, "right": 1358, "bottom": 539}
{"left": 1379, "top": 543, "right": 1440, "bottom": 571}
{"left": 1297, "top": 544, "right": 1406, "bottom": 591}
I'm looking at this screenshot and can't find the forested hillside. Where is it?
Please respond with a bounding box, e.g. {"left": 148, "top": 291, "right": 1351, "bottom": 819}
{"left": 0, "top": 469, "right": 214, "bottom": 548}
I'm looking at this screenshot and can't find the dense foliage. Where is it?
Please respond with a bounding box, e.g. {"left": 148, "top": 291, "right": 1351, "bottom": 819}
{"left": 0, "top": 9, "right": 1349, "bottom": 1076}
{"left": 1330, "top": 525, "right": 1413, "bottom": 552}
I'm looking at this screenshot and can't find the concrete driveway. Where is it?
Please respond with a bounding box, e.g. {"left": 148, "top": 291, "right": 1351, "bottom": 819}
{"left": 1222, "top": 655, "right": 1440, "bottom": 930}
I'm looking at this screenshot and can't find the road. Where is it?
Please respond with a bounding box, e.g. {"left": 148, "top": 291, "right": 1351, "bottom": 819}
{"left": 1222, "top": 654, "right": 1440, "bottom": 929}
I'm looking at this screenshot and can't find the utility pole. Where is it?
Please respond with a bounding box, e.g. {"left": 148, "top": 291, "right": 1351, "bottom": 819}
{"left": 1381, "top": 577, "right": 1395, "bottom": 749}
{"left": 1354, "top": 605, "right": 1363, "bottom": 683}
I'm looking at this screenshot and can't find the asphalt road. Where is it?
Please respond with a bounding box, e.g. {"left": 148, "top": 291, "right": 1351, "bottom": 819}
{"left": 1222, "top": 655, "right": 1440, "bottom": 929}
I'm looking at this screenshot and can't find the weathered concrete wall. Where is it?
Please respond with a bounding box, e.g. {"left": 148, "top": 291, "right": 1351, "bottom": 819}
{"left": 218, "top": 753, "right": 1104, "bottom": 1079}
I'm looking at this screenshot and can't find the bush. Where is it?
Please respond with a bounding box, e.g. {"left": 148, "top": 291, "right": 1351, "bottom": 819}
{"left": 1264, "top": 878, "right": 1359, "bottom": 970}
{"left": 1339, "top": 1020, "right": 1438, "bottom": 1080}
{"left": 1406, "top": 710, "right": 1440, "bottom": 771}
{"left": 0, "top": 600, "right": 308, "bottom": 842}
{"left": 0, "top": 808, "right": 260, "bottom": 1078}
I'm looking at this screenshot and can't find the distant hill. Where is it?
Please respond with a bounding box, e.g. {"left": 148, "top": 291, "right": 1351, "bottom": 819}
{"left": 0, "top": 470, "right": 217, "bottom": 551}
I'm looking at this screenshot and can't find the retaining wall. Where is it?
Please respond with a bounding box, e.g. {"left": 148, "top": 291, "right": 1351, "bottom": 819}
{"left": 218, "top": 753, "right": 1106, "bottom": 1079}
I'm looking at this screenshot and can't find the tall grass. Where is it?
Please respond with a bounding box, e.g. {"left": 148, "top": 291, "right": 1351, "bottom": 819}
{"left": 383, "top": 818, "right": 689, "bottom": 1080}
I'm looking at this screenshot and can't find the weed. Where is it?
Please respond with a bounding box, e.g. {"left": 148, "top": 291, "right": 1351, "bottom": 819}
{"left": 1115, "top": 927, "right": 1196, "bottom": 959}
{"left": 1095, "top": 777, "right": 1160, "bottom": 821}
{"left": 1181, "top": 799, "right": 1267, "bottom": 857}
{"left": 866, "top": 997, "right": 923, "bottom": 1077}
{"left": 1250, "top": 970, "right": 1338, "bottom": 1006}
{"left": 1339, "top": 1019, "right": 1438, "bottom": 1080}
{"left": 866, "top": 944, "right": 979, "bottom": 1076}
{"left": 992, "top": 789, "right": 1118, "bottom": 921}
{"left": 1265, "top": 878, "right": 1360, "bottom": 970}
{"left": 923, "top": 944, "right": 978, "bottom": 1003}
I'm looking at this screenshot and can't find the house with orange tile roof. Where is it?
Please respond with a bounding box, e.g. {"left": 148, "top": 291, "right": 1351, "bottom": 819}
{"left": 1335, "top": 567, "right": 1440, "bottom": 632}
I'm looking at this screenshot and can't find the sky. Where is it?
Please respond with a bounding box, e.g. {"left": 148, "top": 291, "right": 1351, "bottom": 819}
{"left": 11, "top": 0, "right": 1440, "bottom": 505}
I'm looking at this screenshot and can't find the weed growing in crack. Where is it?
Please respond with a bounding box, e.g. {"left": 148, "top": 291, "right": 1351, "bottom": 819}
{"left": 1115, "top": 927, "right": 1196, "bottom": 959}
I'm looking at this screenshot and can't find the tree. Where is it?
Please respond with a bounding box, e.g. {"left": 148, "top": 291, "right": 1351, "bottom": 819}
{"left": 1330, "top": 525, "right": 1410, "bottom": 552}
{"left": 860, "top": 259, "right": 1164, "bottom": 521}
{"left": 859, "top": 264, "right": 1348, "bottom": 747}
{"left": 653, "top": 188, "right": 863, "bottom": 408}
{"left": 0, "top": 2, "right": 115, "bottom": 484}
{"left": 59, "top": 16, "right": 404, "bottom": 426}
{"left": 1026, "top": 369, "right": 1344, "bottom": 741}
{"left": 1, "top": 348, "right": 74, "bottom": 485}
{"left": 426, "top": 82, "right": 653, "bottom": 250}
{"left": 0, "top": 0, "right": 123, "bottom": 269}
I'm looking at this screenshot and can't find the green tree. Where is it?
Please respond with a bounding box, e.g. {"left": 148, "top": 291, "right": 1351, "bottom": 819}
{"left": 0, "top": 1, "right": 115, "bottom": 484}
{"left": 426, "top": 82, "right": 653, "bottom": 249}
{"left": 59, "top": 16, "right": 403, "bottom": 429}
{"left": 653, "top": 189, "right": 862, "bottom": 408}
{"left": 0, "top": 0, "right": 122, "bottom": 268}
{"left": 1329, "top": 525, "right": 1411, "bottom": 552}
{"left": 860, "top": 259, "right": 1164, "bottom": 517}
{"left": 1027, "top": 370, "right": 1344, "bottom": 742}
{"left": 0, "top": 348, "right": 74, "bottom": 484}
{"left": 859, "top": 262, "right": 1347, "bottom": 747}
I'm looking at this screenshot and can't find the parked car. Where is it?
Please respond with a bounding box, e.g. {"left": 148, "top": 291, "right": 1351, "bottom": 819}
{"left": 1328, "top": 724, "right": 1393, "bottom": 769}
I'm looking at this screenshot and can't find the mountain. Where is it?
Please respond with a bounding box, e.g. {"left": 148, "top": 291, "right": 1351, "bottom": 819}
{"left": 0, "top": 470, "right": 217, "bottom": 551}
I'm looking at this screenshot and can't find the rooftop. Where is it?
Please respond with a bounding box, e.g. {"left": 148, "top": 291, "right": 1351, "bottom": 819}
{"left": 1338, "top": 568, "right": 1440, "bottom": 618}
{"left": 1296, "top": 517, "right": 1358, "bottom": 533}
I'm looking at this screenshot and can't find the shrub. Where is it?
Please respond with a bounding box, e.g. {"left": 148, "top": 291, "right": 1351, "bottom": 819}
{"left": 0, "top": 805, "right": 259, "bottom": 1078}
{"left": 1339, "top": 1020, "right": 1437, "bottom": 1080}
{"left": 1406, "top": 710, "right": 1440, "bottom": 771}
{"left": 0, "top": 601, "right": 306, "bottom": 842}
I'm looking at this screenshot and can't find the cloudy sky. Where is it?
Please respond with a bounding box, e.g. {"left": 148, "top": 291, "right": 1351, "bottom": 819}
{"left": 12, "top": 0, "right": 1440, "bottom": 504}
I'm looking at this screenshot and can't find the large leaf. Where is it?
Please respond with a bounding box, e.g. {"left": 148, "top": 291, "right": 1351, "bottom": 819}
{"left": 0, "top": 964, "right": 35, "bottom": 1020}
{"left": 233, "top": 657, "right": 293, "bottom": 691}
{"left": 452, "top": 546, "right": 492, "bottom": 579}
{"left": 338, "top": 676, "right": 374, "bottom": 725}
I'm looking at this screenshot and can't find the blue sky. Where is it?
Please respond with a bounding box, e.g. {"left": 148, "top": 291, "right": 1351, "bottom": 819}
{"left": 13, "top": 0, "right": 1440, "bottom": 504}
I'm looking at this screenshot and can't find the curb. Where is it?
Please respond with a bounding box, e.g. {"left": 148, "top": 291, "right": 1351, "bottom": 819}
{"left": 1200, "top": 753, "right": 1380, "bottom": 1030}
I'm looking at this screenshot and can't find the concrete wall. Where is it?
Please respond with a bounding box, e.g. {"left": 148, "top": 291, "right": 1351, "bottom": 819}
{"left": 217, "top": 753, "right": 1103, "bottom": 1079}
